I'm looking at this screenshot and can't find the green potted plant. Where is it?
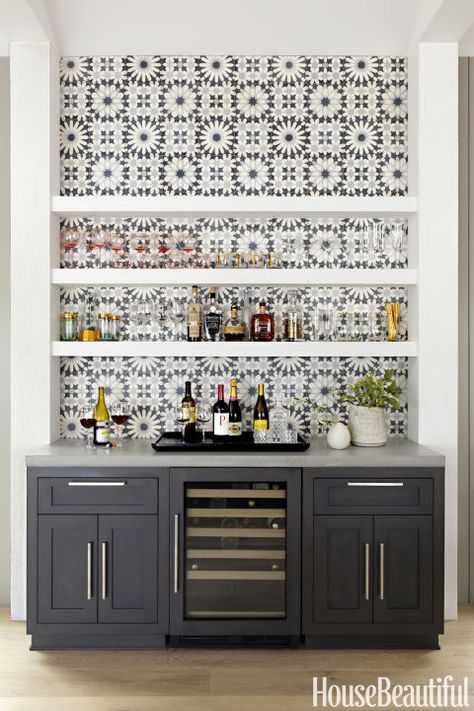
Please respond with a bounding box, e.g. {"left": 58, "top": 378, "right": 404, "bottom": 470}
{"left": 341, "top": 370, "right": 400, "bottom": 447}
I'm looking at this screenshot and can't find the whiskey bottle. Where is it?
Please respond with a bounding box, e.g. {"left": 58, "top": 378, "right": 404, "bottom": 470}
{"left": 251, "top": 302, "right": 275, "bottom": 341}
{"left": 228, "top": 378, "right": 243, "bottom": 438}
{"left": 187, "top": 285, "right": 202, "bottom": 342}
{"left": 253, "top": 383, "right": 269, "bottom": 430}
{"left": 204, "top": 287, "right": 222, "bottom": 341}
{"left": 223, "top": 303, "right": 246, "bottom": 341}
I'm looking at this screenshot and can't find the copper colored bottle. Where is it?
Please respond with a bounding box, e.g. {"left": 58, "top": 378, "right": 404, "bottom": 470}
{"left": 251, "top": 302, "right": 275, "bottom": 341}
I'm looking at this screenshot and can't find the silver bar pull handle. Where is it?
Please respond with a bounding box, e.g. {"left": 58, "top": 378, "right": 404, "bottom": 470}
{"left": 173, "top": 514, "right": 179, "bottom": 594}
{"left": 87, "top": 542, "right": 93, "bottom": 600}
{"left": 101, "top": 542, "right": 107, "bottom": 600}
{"left": 379, "top": 543, "right": 385, "bottom": 601}
{"left": 68, "top": 482, "right": 126, "bottom": 487}
{"left": 347, "top": 482, "right": 404, "bottom": 487}
{"left": 364, "top": 543, "right": 370, "bottom": 601}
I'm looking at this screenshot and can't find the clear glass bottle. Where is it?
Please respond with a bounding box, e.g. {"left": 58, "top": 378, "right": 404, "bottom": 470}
{"left": 283, "top": 289, "right": 304, "bottom": 341}
{"left": 186, "top": 285, "right": 202, "bottom": 342}
{"left": 204, "top": 287, "right": 222, "bottom": 341}
{"left": 251, "top": 302, "right": 275, "bottom": 342}
{"left": 79, "top": 291, "right": 99, "bottom": 341}
{"left": 223, "top": 303, "right": 246, "bottom": 341}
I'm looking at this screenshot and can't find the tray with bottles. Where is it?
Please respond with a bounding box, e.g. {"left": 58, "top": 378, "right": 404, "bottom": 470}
{"left": 151, "top": 431, "right": 310, "bottom": 453}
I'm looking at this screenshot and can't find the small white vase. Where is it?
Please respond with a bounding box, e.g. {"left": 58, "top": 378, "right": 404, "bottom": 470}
{"left": 348, "top": 405, "right": 387, "bottom": 447}
{"left": 326, "top": 422, "right": 351, "bottom": 450}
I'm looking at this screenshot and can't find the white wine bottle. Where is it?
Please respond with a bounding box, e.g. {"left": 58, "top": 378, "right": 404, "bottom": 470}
{"left": 253, "top": 383, "right": 269, "bottom": 430}
{"left": 93, "top": 386, "right": 110, "bottom": 446}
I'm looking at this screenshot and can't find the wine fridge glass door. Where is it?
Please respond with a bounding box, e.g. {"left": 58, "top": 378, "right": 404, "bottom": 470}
{"left": 184, "top": 483, "right": 287, "bottom": 620}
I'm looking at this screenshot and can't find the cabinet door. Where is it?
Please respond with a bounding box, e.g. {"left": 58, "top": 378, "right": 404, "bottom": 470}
{"left": 98, "top": 515, "right": 158, "bottom": 624}
{"left": 37, "top": 515, "right": 97, "bottom": 623}
{"left": 313, "top": 516, "right": 373, "bottom": 624}
{"left": 374, "top": 515, "right": 433, "bottom": 624}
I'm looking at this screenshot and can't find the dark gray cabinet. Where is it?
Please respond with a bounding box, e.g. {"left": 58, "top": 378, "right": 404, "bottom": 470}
{"left": 303, "top": 468, "right": 444, "bottom": 649}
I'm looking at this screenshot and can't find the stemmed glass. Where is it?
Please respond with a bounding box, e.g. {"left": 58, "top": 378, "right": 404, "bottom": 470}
{"left": 154, "top": 233, "right": 175, "bottom": 268}
{"left": 61, "top": 227, "right": 80, "bottom": 268}
{"left": 79, "top": 406, "right": 96, "bottom": 449}
{"left": 175, "top": 405, "right": 190, "bottom": 443}
{"left": 178, "top": 234, "right": 196, "bottom": 268}
{"left": 110, "top": 401, "right": 130, "bottom": 447}
{"left": 129, "top": 301, "right": 145, "bottom": 340}
{"left": 196, "top": 402, "right": 212, "bottom": 442}
{"left": 171, "top": 295, "right": 187, "bottom": 340}
{"left": 130, "top": 233, "right": 148, "bottom": 267}
{"left": 109, "top": 232, "right": 126, "bottom": 268}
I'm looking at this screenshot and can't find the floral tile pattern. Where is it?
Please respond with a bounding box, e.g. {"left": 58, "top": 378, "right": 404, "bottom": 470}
{"left": 60, "top": 55, "right": 408, "bottom": 197}
{"left": 60, "top": 356, "right": 408, "bottom": 441}
{"left": 59, "top": 54, "right": 409, "bottom": 439}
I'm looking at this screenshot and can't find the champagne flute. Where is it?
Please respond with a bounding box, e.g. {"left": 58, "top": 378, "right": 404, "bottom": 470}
{"left": 79, "top": 407, "right": 96, "bottom": 449}
{"left": 196, "top": 402, "right": 212, "bottom": 442}
{"left": 175, "top": 405, "right": 190, "bottom": 443}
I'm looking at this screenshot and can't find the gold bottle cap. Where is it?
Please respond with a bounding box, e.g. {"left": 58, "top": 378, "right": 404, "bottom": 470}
{"left": 107, "top": 314, "right": 122, "bottom": 320}
{"left": 97, "top": 312, "right": 109, "bottom": 319}
{"left": 230, "top": 378, "right": 237, "bottom": 387}
{"left": 61, "top": 312, "right": 77, "bottom": 320}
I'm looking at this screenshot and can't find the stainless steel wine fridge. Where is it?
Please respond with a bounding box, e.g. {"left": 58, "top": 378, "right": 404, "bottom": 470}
{"left": 169, "top": 468, "right": 301, "bottom": 642}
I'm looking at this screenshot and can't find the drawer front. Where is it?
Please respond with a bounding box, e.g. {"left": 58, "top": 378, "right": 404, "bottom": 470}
{"left": 38, "top": 477, "right": 158, "bottom": 514}
{"left": 314, "top": 478, "right": 433, "bottom": 515}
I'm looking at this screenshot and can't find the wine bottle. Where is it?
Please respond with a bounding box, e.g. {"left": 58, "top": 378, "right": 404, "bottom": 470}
{"left": 204, "top": 287, "right": 222, "bottom": 341}
{"left": 213, "top": 383, "right": 229, "bottom": 440}
{"left": 228, "top": 378, "right": 243, "bottom": 438}
{"left": 93, "top": 386, "right": 110, "bottom": 446}
{"left": 187, "top": 286, "right": 202, "bottom": 342}
{"left": 253, "top": 383, "right": 269, "bottom": 430}
{"left": 181, "top": 381, "right": 196, "bottom": 441}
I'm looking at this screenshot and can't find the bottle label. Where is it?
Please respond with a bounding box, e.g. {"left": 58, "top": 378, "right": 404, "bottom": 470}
{"left": 253, "top": 420, "right": 268, "bottom": 430}
{"left": 228, "top": 422, "right": 242, "bottom": 436}
{"left": 206, "top": 313, "right": 222, "bottom": 339}
{"left": 95, "top": 421, "right": 110, "bottom": 444}
{"left": 187, "top": 304, "right": 201, "bottom": 339}
{"left": 213, "top": 412, "right": 229, "bottom": 436}
{"left": 224, "top": 325, "right": 245, "bottom": 335}
{"left": 182, "top": 405, "right": 196, "bottom": 423}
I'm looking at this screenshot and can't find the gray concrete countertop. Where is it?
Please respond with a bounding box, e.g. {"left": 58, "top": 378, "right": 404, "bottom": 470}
{"left": 26, "top": 438, "right": 445, "bottom": 468}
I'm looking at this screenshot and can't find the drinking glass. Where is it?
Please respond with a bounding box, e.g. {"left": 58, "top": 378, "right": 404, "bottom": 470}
{"left": 154, "top": 233, "right": 175, "bottom": 268}
{"left": 91, "top": 226, "right": 108, "bottom": 266}
{"left": 171, "top": 297, "right": 187, "bottom": 340}
{"left": 314, "top": 307, "right": 335, "bottom": 341}
{"left": 196, "top": 402, "right": 212, "bottom": 442}
{"left": 61, "top": 227, "right": 80, "bottom": 268}
{"left": 175, "top": 406, "right": 190, "bottom": 443}
{"left": 129, "top": 301, "right": 146, "bottom": 340}
{"left": 388, "top": 220, "right": 405, "bottom": 265}
{"left": 130, "top": 233, "right": 148, "bottom": 267}
{"left": 110, "top": 401, "right": 130, "bottom": 447}
{"left": 151, "top": 301, "right": 168, "bottom": 341}
{"left": 79, "top": 407, "right": 96, "bottom": 449}
{"left": 178, "top": 234, "right": 196, "bottom": 267}
{"left": 109, "top": 233, "right": 126, "bottom": 268}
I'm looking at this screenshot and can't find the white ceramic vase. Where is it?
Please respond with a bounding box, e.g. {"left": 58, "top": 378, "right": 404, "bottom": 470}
{"left": 326, "top": 422, "right": 351, "bottom": 450}
{"left": 348, "top": 405, "right": 387, "bottom": 447}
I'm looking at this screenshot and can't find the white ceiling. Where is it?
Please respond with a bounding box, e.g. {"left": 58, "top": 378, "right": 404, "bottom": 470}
{"left": 42, "top": 0, "right": 424, "bottom": 56}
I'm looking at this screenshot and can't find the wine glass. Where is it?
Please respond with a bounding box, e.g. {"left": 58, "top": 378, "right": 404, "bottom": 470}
{"left": 79, "top": 407, "right": 96, "bottom": 449}
{"left": 196, "top": 402, "right": 212, "bottom": 442}
{"left": 130, "top": 233, "right": 148, "bottom": 267}
{"left": 171, "top": 295, "right": 187, "bottom": 341}
{"left": 110, "top": 401, "right": 130, "bottom": 447}
{"left": 154, "top": 233, "right": 175, "bottom": 268}
{"left": 174, "top": 405, "right": 190, "bottom": 443}
{"left": 61, "top": 227, "right": 80, "bottom": 268}
{"left": 91, "top": 226, "right": 108, "bottom": 266}
{"left": 129, "top": 301, "right": 145, "bottom": 340}
{"left": 109, "top": 232, "right": 126, "bottom": 268}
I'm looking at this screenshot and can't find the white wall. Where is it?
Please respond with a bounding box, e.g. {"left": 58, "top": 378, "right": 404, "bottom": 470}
{"left": 0, "top": 57, "right": 10, "bottom": 604}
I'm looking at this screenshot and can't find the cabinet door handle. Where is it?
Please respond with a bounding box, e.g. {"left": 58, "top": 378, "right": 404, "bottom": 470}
{"left": 364, "top": 543, "right": 370, "bottom": 601}
{"left": 68, "top": 481, "right": 126, "bottom": 487}
{"left": 101, "top": 542, "right": 107, "bottom": 600}
{"left": 346, "top": 482, "right": 404, "bottom": 487}
{"left": 379, "top": 543, "right": 385, "bottom": 601}
{"left": 87, "top": 542, "right": 93, "bottom": 600}
{"left": 173, "top": 514, "right": 179, "bottom": 594}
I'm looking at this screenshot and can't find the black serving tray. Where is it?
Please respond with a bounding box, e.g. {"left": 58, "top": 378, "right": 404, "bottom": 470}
{"left": 151, "top": 431, "right": 310, "bottom": 452}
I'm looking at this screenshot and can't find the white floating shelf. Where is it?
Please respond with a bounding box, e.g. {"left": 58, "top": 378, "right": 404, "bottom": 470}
{"left": 52, "top": 268, "right": 418, "bottom": 287}
{"left": 52, "top": 196, "right": 418, "bottom": 218}
{"left": 52, "top": 341, "right": 418, "bottom": 358}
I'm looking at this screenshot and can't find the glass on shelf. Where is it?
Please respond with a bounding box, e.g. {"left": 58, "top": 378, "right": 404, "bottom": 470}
{"left": 109, "top": 232, "right": 127, "bottom": 268}
{"left": 60, "top": 226, "right": 80, "bottom": 268}
{"left": 178, "top": 234, "right": 196, "bottom": 268}
{"left": 314, "top": 306, "right": 335, "bottom": 341}
{"left": 130, "top": 233, "right": 148, "bottom": 267}
{"left": 246, "top": 250, "right": 265, "bottom": 269}
{"left": 282, "top": 290, "right": 304, "bottom": 342}
{"left": 266, "top": 252, "right": 283, "bottom": 269}
{"left": 60, "top": 312, "right": 78, "bottom": 341}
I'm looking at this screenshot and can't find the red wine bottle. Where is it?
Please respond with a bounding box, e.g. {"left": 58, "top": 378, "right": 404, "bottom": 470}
{"left": 213, "top": 384, "right": 229, "bottom": 441}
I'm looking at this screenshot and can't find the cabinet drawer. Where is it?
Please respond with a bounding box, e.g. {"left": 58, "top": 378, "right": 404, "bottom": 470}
{"left": 313, "top": 478, "right": 433, "bottom": 515}
{"left": 38, "top": 477, "right": 158, "bottom": 514}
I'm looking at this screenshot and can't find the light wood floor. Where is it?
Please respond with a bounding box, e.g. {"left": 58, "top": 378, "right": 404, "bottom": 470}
{"left": 0, "top": 607, "right": 473, "bottom": 711}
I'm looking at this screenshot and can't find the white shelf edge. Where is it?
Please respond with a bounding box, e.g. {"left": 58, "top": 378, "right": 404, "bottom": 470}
{"left": 52, "top": 196, "right": 418, "bottom": 218}
{"left": 52, "top": 268, "right": 418, "bottom": 287}
{"left": 51, "top": 341, "right": 418, "bottom": 358}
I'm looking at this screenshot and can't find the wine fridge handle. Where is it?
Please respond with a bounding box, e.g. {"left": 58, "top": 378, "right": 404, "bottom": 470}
{"left": 101, "top": 542, "right": 107, "bottom": 600}
{"left": 364, "top": 543, "right": 370, "bottom": 601}
{"left": 379, "top": 543, "right": 385, "bottom": 601}
{"left": 173, "top": 514, "right": 179, "bottom": 594}
{"left": 87, "top": 542, "right": 93, "bottom": 600}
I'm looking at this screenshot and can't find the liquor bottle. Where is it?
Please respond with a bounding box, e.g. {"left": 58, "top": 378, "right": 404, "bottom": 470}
{"left": 204, "top": 287, "right": 222, "bottom": 341}
{"left": 79, "top": 290, "right": 99, "bottom": 342}
{"left": 93, "top": 386, "right": 110, "bottom": 446}
{"left": 181, "top": 381, "right": 196, "bottom": 441}
{"left": 251, "top": 302, "right": 275, "bottom": 341}
{"left": 213, "top": 383, "right": 229, "bottom": 440}
{"left": 187, "top": 285, "right": 202, "bottom": 342}
{"left": 228, "top": 378, "right": 243, "bottom": 438}
{"left": 253, "top": 383, "right": 269, "bottom": 430}
{"left": 223, "top": 303, "right": 246, "bottom": 341}
{"left": 283, "top": 289, "right": 304, "bottom": 342}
